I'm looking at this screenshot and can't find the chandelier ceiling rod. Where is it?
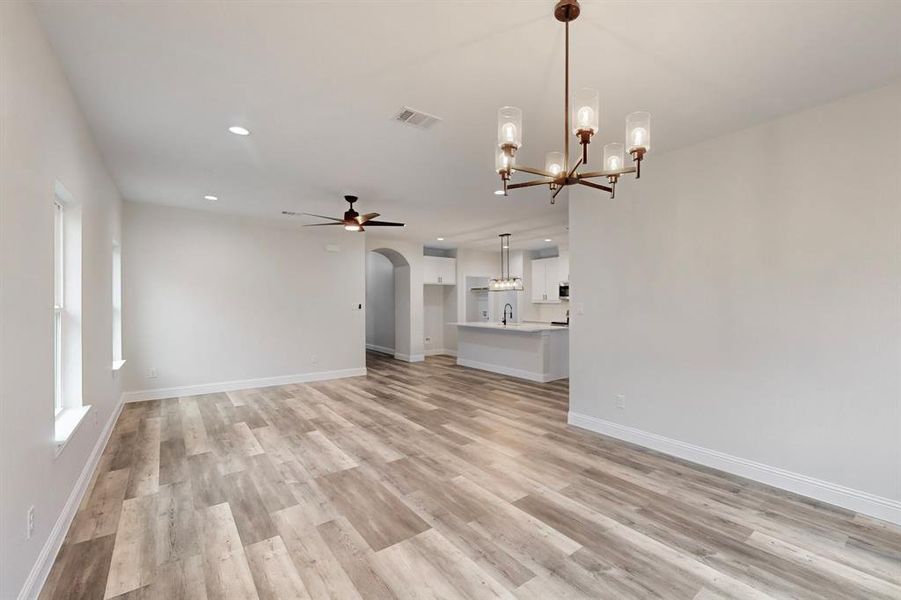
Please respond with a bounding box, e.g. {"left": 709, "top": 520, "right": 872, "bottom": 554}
{"left": 494, "top": 0, "right": 651, "bottom": 204}
{"left": 564, "top": 19, "right": 569, "bottom": 174}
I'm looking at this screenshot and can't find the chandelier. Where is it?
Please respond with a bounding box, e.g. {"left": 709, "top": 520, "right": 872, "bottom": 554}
{"left": 495, "top": 0, "right": 651, "bottom": 203}
{"left": 489, "top": 234, "right": 523, "bottom": 292}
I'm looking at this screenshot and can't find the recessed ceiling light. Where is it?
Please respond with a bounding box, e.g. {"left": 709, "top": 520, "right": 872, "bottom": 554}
{"left": 437, "top": 237, "right": 444, "bottom": 241}
{"left": 204, "top": 195, "right": 218, "bottom": 201}
{"left": 228, "top": 126, "right": 250, "bottom": 136}
{"left": 545, "top": 238, "right": 552, "bottom": 242}
{"left": 494, "top": 190, "right": 505, "bottom": 196}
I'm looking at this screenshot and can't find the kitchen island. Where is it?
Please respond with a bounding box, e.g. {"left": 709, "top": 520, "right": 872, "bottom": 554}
{"left": 454, "top": 322, "right": 569, "bottom": 382}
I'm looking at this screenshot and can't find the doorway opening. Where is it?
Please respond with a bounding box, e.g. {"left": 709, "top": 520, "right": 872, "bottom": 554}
{"left": 366, "top": 248, "right": 414, "bottom": 361}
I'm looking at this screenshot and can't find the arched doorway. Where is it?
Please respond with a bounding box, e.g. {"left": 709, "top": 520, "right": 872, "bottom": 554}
{"left": 367, "top": 247, "right": 421, "bottom": 362}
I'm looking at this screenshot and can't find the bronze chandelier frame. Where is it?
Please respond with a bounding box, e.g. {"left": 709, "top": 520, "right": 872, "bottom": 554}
{"left": 497, "top": 0, "right": 648, "bottom": 203}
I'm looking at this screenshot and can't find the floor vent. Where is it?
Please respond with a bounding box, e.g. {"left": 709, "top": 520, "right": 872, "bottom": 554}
{"left": 394, "top": 106, "right": 441, "bottom": 129}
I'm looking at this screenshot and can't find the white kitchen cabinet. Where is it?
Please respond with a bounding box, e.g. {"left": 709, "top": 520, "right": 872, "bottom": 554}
{"left": 531, "top": 257, "right": 561, "bottom": 303}
{"left": 423, "top": 256, "right": 456, "bottom": 285}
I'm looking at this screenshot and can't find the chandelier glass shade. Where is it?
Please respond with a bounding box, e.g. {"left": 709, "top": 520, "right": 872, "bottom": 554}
{"left": 488, "top": 234, "right": 523, "bottom": 292}
{"left": 495, "top": 0, "right": 650, "bottom": 203}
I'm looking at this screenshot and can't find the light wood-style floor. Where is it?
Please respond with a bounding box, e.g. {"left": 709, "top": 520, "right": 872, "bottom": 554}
{"left": 40, "top": 353, "right": 901, "bottom": 599}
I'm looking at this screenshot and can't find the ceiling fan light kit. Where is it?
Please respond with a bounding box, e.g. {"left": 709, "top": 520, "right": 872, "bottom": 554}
{"left": 495, "top": 0, "right": 651, "bottom": 203}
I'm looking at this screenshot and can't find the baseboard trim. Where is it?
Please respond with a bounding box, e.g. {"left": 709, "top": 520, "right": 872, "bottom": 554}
{"left": 394, "top": 353, "right": 425, "bottom": 363}
{"left": 424, "top": 349, "right": 457, "bottom": 357}
{"left": 456, "top": 357, "right": 564, "bottom": 383}
{"left": 122, "top": 367, "right": 367, "bottom": 403}
{"left": 568, "top": 411, "right": 901, "bottom": 526}
{"left": 19, "top": 397, "right": 125, "bottom": 600}
{"left": 365, "top": 343, "right": 395, "bottom": 355}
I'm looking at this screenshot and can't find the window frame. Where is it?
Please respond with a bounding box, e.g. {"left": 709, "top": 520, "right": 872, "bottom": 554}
{"left": 111, "top": 241, "right": 124, "bottom": 368}
{"left": 53, "top": 199, "right": 65, "bottom": 416}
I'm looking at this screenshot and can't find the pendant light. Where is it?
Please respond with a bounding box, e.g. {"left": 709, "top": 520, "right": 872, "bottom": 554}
{"left": 488, "top": 234, "right": 523, "bottom": 292}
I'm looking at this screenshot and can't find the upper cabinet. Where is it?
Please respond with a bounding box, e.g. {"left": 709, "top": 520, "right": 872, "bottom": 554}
{"left": 531, "top": 256, "right": 566, "bottom": 303}
{"left": 423, "top": 256, "right": 456, "bottom": 285}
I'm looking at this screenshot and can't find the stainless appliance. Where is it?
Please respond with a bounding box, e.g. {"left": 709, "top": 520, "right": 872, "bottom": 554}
{"left": 559, "top": 282, "right": 570, "bottom": 299}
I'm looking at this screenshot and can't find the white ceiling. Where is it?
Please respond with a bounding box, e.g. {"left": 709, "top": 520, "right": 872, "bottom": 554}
{"left": 35, "top": 0, "right": 901, "bottom": 247}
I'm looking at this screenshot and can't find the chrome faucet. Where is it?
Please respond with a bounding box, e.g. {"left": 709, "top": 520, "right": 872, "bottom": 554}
{"left": 502, "top": 303, "right": 513, "bottom": 326}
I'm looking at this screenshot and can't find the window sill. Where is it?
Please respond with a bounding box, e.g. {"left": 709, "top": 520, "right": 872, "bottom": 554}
{"left": 54, "top": 405, "right": 92, "bottom": 458}
{"left": 112, "top": 359, "right": 127, "bottom": 371}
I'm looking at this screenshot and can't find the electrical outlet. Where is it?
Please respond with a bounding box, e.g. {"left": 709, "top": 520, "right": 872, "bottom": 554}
{"left": 147, "top": 367, "right": 157, "bottom": 379}
{"left": 26, "top": 505, "right": 35, "bottom": 539}
{"left": 311, "top": 355, "right": 319, "bottom": 365}
{"left": 616, "top": 394, "right": 626, "bottom": 409}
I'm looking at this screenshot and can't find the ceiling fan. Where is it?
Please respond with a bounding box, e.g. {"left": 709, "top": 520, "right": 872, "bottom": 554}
{"left": 298, "top": 195, "right": 405, "bottom": 232}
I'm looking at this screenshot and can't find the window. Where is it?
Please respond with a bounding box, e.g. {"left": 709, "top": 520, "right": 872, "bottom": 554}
{"left": 53, "top": 200, "right": 64, "bottom": 416}
{"left": 52, "top": 183, "right": 89, "bottom": 455}
{"left": 112, "top": 241, "right": 124, "bottom": 368}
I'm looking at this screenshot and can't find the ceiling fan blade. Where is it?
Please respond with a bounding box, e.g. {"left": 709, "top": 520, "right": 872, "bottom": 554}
{"left": 363, "top": 220, "right": 405, "bottom": 227}
{"left": 356, "top": 212, "right": 380, "bottom": 224}
{"left": 300, "top": 213, "right": 344, "bottom": 222}
{"left": 303, "top": 222, "right": 344, "bottom": 226}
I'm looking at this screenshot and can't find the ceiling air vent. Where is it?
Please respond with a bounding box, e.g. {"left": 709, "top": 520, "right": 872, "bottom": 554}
{"left": 394, "top": 106, "right": 441, "bottom": 129}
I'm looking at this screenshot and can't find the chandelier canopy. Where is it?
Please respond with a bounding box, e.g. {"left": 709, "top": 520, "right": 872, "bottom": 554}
{"left": 495, "top": 0, "right": 651, "bottom": 203}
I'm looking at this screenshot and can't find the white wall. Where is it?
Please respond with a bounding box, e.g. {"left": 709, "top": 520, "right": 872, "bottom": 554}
{"left": 422, "top": 284, "right": 457, "bottom": 355}
{"left": 122, "top": 202, "right": 366, "bottom": 396}
{"left": 366, "top": 251, "right": 396, "bottom": 353}
{"left": 455, "top": 248, "right": 499, "bottom": 322}
{"left": 569, "top": 83, "right": 901, "bottom": 521}
{"left": 442, "top": 284, "right": 457, "bottom": 354}
{"left": 423, "top": 285, "right": 445, "bottom": 353}
{"left": 0, "top": 3, "right": 124, "bottom": 597}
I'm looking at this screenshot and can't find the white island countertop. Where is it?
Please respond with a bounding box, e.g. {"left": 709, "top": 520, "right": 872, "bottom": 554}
{"left": 453, "top": 322, "right": 568, "bottom": 333}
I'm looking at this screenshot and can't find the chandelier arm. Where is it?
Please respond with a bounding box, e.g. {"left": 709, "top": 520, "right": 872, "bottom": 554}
{"left": 508, "top": 178, "right": 554, "bottom": 190}
{"left": 567, "top": 156, "right": 583, "bottom": 180}
{"left": 578, "top": 179, "right": 614, "bottom": 193}
{"left": 577, "top": 166, "right": 637, "bottom": 179}
{"left": 512, "top": 165, "right": 555, "bottom": 178}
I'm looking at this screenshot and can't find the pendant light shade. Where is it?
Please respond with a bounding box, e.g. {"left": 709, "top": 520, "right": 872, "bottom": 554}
{"left": 496, "top": 146, "right": 515, "bottom": 173}
{"left": 489, "top": 233, "right": 524, "bottom": 292}
{"left": 603, "top": 142, "right": 624, "bottom": 172}
{"left": 545, "top": 152, "right": 564, "bottom": 177}
{"left": 571, "top": 88, "right": 599, "bottom": 134}
{"left": 497, "top": 107, "right": 523, "bottom": 149}
{"left": 626, "top": 111, "right": 651, "bottom": 152}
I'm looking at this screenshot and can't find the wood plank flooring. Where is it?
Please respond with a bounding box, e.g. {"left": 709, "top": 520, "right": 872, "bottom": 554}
{"left": 40, "top": 353, "right": 901, "bottom": 599}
